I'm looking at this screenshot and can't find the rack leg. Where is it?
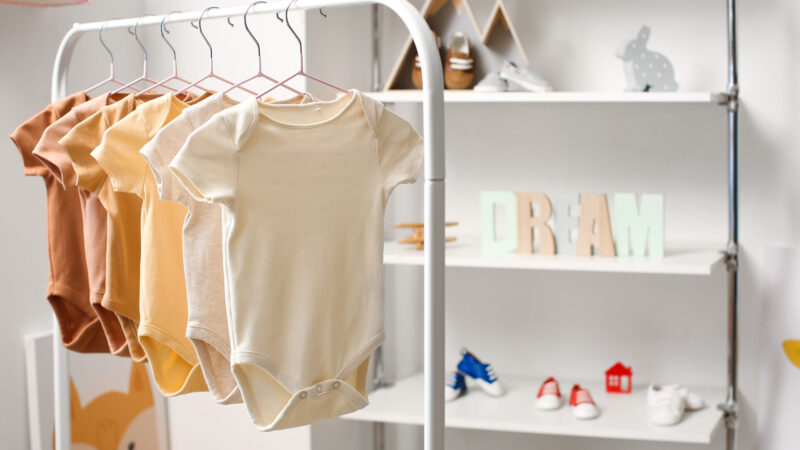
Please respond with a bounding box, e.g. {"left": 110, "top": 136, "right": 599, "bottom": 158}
{"left": 720, "top": 0, "right": 739, "bottom": 447}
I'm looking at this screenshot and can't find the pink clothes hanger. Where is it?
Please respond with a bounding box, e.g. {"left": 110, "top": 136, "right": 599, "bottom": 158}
{"left": 176, "top": 6, "right": 259, "bottom": 97}
{"left": 137, "top": 11, "right": 207, "bottom": 97}
{"left": 112, "top": 16, "right": 177, "bottom": 95}
{"left": 224, "top": 1, "right": 302, "bottom": 96}
{"left": 258, "top": 0, "right": 349, "bottom": 99}
{"left": 85, "top": 20, "right": 141, "bottom": 95}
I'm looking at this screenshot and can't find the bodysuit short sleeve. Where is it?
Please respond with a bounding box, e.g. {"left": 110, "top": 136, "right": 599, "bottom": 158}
{"left": 140, "top": 112, "right": 196, "bottom": 205}
{"left": 10, "top": 105, "right": 59, "bottom": 177}
{"left": 375, "top": 106, "right": 424, "bottom": 198}
{"left": 92, "top": 112, "right": 150, "bottom": 197}
{"left": 170, "top": 112, "right": 238, "bottom": 204}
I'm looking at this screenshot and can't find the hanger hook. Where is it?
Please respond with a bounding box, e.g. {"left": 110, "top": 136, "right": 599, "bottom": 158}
{"left": 98, "top": 19, "right": 118, "bottom": 63}
{"left": 192, "top": 6, "right": 235, "bottom": 60}
{"left": 160, "top": 11, "right": 181, "bottom": 62}
{"left": 244, "top": 1, "right": 267, "bottom": 58}
{"left": 129, "top": 16, "right": 152, "bottom": 63}
{"left": 284, "top": 0, "right": 304, "bottom": 69}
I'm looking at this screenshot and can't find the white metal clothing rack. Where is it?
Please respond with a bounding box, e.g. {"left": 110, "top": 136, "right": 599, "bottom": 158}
{"left": 48, "top": 2, "right": 445, "bottom": 449}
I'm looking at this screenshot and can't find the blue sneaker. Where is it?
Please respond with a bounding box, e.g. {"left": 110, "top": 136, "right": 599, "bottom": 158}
{"left": 445, "top": 371, "right": 467, "bottom": 402}
{"left": 457, "top": 348, "right": 505, "bottom": 397}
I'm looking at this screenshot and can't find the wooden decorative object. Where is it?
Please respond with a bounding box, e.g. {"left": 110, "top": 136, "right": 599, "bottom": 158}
{"left": 575, "top": 193, "right": 616, "bottom": 257}
{"left": 516, "top": 193, "right": 555, "bottom": 255}
{"left": 384, "top": 0, "right": 529, "bottom": 91}
{"left": 396, "top": 222, "right": 459, "bottom": 250}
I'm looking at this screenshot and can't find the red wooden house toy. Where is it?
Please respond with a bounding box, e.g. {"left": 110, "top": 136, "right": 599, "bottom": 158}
{"left": 605, "top": 362, "right": 633, "bottom": 394}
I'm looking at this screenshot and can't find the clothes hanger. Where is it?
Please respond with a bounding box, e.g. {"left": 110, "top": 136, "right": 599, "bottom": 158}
{"left": 176, "top": 6, "right": 259, "bottom": 97}
{"left": 136, "top": 11, "right": 205, "bottom": 97}
{"left": 85, "top": 20, "right": 141, "bottom": 95}
{"left": 112, "top": 16, "right": 177, "bottom": 95}
{"left": 258, "top": 0, "right": 349, "bottom": 99}
{"left": 224, "top": 1, "right": 302, "bottom": 96}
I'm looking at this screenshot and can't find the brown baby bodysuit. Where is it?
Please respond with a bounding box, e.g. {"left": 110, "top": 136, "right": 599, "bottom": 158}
{"left": 32, "top": 92, "right": 132, "bottom": 356}
{"left": 10, "top": 91, "right": 109, "bottom": 353}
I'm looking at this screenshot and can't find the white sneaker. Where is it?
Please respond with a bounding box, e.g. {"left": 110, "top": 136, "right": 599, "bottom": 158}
{"left": 474, "top": 71, "right": 508, "bottom": 92}
{"left": 499, "top": 61, "right": 553, "bottom": 93}
{"left": 681, "top": 386, "right": 706, "bottom": 411}
{"left": 648, "top": 383, "right": 687, "bottom": 426}
{"left": 444, "top": 371, "right": 467, "bottom": 402}
{"left": 535, "top": 377, "right": 562, "bottom": 410}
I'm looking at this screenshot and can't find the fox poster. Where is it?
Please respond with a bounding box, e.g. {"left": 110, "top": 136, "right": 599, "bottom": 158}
{"left": 24, "top": 331, "right": 169, "bottom": 450}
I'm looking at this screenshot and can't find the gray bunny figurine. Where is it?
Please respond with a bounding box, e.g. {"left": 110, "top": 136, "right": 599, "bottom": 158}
{"left": 617, "top": 26, "right": 679, "bottom": 92}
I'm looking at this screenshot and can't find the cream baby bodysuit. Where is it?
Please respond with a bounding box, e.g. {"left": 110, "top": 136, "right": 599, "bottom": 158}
{"left": 93, "top": 93, "right": 209, "bottom": 396}
{"left": 139, "top": 92, "right": 314, "bottom": 404}
{"left": 171, "top": 90, "right": 423, "bottom": 430}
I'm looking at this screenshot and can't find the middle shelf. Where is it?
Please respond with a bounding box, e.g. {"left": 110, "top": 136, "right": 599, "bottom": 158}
{"left": 344, "top": 373, "right": 725, "bottom": 444}
{"left": 383, "top": 237, "right": 724, "bottom": 275}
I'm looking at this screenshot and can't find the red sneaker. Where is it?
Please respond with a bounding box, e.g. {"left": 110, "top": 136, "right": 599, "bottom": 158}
{"left": 535, "top": 377, "right": 562, "bottom": 410}
{"left": 569, "top": 384, "right": 600, "bottom": 419}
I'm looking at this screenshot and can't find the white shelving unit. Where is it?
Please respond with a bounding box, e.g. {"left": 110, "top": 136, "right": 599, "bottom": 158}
{"left": 384, "top": 238, "right": 724, "bottom": 275}
{"left": 345, "top": 373, "right": 725, "bottom": 444}
{"left": 366, "top": 90, "right": 726, "bottom": 104}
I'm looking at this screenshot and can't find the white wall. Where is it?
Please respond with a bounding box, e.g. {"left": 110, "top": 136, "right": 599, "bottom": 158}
{"left": 0, "top": 3, "right": 144, "bottom": 449}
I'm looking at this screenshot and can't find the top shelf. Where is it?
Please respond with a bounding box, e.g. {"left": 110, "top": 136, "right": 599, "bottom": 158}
{"left": 365, "top": 90, "right": 726, "bottom": 104}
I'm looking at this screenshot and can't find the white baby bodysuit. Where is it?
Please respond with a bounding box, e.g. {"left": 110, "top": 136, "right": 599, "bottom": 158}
{"left": 170, "top": 90, "right": 423, "bottom": 430}
{"left": 140, "top": 92, "right": 314, "bottom": 404}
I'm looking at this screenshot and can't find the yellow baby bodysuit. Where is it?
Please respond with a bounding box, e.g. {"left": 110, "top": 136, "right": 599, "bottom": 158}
{"left": 171, "top": 91, "right": 423, "bottom": 430}
{"left": 93, "top": 94, "right": 207, "bottom": 396}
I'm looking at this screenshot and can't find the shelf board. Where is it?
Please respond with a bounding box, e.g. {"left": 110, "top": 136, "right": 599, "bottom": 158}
{"left": 344, "top": 373, "right": 724, "bottom": 444}
{"left": 365, "top": 90, "right": 726, "bottom": 104}
{"left": 383, "top": 238, "right": 724, "bottom": 275}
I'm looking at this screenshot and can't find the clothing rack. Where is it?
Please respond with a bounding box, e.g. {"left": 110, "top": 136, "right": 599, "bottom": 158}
{"left": 48, "top": 2, "right": 445, "bottom": 449}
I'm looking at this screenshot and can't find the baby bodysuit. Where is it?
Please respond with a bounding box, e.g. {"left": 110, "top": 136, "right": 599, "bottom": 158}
{"left": 140, "top": 92, "right": 314, "bottom": 404}
{"left": 33, "top": 92, "right": 134, "bottom": 356}
{"left": 171, "top": 90, "right": 423, "bottom": 430}
{"left": 59, "top": 94, "right": 150, "bottom": 362}
{"left": 93, "top": 93, "right": 208, "bottom": 396}
{"left": 11, "top": 91, "right": 110, "bottom": 353}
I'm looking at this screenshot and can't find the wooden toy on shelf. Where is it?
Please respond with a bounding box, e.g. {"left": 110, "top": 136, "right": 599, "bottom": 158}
{"left": 395, "top": 222, "right": 459, "bottom": 250}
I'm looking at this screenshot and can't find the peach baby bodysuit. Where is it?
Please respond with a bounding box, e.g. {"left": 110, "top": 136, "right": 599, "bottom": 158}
{"left": 140, "top": 92, "right": 314, "bottom": 404}
{"left": 59, "top": 94, "right": 149, "bottom": 361}
{"left": 33, "top": 92, "right": 132, "bottom": 356}
{"left": 93, "top": 93, "right": 208, "bottom": 396}
{"left": 171, "top": 91, "right": 423, "bottom": 430}
{"left": 11, "top": 91, "right": 110, "bottom": 353}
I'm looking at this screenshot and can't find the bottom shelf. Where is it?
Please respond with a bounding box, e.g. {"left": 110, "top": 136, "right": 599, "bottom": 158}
{"left": 344, "top": 373, "right": 724, "bottom": 444}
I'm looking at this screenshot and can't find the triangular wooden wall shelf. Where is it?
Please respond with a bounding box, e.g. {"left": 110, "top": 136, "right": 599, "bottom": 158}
{"left": 384, "top": 0, "right": 529, "bottom": 91}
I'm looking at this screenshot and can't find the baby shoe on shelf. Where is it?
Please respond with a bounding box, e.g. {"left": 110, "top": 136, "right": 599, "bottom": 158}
{"left": 445, "top": 371, "right": 467, "bottom": 402}
{"left": 457, "top": 348, "right": 505, "bottom": 397}
{"left": 535, "top": 377, "right": 563, "bottom": 410}
{"left": 569, "top": 384, "right": 600, "bottom": 420}
{"left": 498, "top": 61, "right": 553, "bottom": 92}
{"left": 474, "top": 71, "right": 508, "bottom": 92}
{"left": 647, "top": 383, "right": 687, "bottom": 426}
{"left": 444, "top": 31, "right": 475, "bottom": 89}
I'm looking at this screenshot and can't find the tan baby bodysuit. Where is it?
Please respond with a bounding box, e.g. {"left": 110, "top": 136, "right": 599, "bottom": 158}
{"left": 93, "top": 93, "right": 208, "bottom": 396}
{"left": 171, "top": 91, "right": 423, "bottom": 430}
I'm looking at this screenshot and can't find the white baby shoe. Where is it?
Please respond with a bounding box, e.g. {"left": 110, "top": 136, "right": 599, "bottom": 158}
{"left": 474, "top": 71, "right": 508, "bottom": 92}
{"left": 498, "top": 61, "right": 553, "bottom": 93}
{"left": 648, "top": 383, "right": 687, "bottom": 426}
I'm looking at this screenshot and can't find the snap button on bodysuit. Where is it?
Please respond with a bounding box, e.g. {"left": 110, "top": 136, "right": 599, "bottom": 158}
{"left": 316, "top": 385, "right": 323, "bottom": 393}
{"left": 333, "top": 381, "right": 341, "bottom": 389}
{"left": 299, "top": 391, "right": 308, "bottom": 399}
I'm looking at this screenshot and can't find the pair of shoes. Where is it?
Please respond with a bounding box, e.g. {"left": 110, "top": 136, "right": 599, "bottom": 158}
{"left": 444, "top": 349, "right": 505, "bottom": 401}
{"left": 535, "top": 377, "right": 600, "bottom": 420}
{"left": 474, "top": 61, "right": 554, "bottom": 93}
{"left": 647, "top": 383, "right": 706, "bottom": 426}
{"left": 413, "top": 32, "right": 475, "bottom": 89}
